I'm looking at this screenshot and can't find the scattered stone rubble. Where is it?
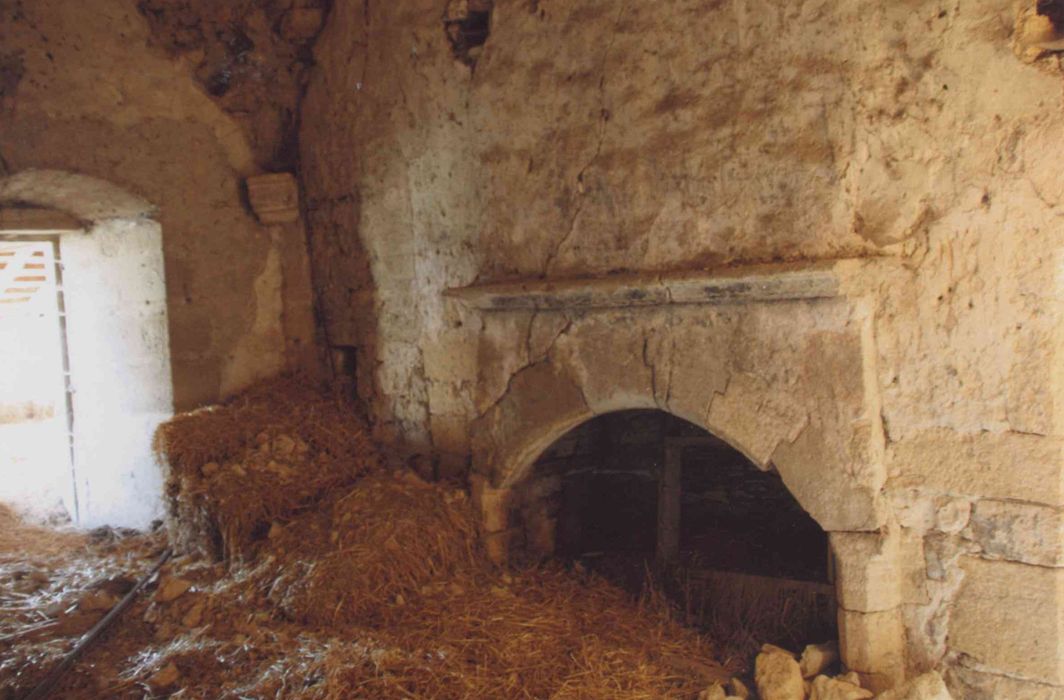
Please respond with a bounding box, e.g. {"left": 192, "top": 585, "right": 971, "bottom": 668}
{"left": 696, "top": 643, "right": 954, "bottom": 700}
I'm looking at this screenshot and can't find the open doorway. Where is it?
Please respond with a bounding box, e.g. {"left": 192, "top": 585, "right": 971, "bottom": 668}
{"left": 0, "top": 174, "right": 174, "bottom": 530}
{"left": 0, "top": 239, "right": 75, "bottom": 521}
{"left": 512, "top": 409, "right": 836, "bottom": 660}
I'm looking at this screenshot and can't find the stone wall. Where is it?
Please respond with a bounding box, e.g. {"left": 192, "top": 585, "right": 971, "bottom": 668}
{"left": 301, "top": 0, "right": 1064, "bottom": 694}
{"left": 0, "top": 0, "right": 320, "bottom": 410}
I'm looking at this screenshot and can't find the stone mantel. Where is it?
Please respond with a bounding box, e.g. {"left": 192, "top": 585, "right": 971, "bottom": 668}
{"left": 444, "top": 258, "right": 899, "bottom": 312}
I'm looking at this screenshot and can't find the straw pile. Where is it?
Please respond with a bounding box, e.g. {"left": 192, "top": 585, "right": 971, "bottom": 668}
{"left": 10, "top": 378, "right": 734, "bottom": 698}
{"left": 212, "top": 470, "right": 728, "bottom": 698}
{"left": 155, "top": 374, "right": 379, "bottom": 560}
{"left": 264, "top": 471, "right": 481, "bottom": 627}
{"left": 244, "top": 470, "right": 730, "bottom": 698}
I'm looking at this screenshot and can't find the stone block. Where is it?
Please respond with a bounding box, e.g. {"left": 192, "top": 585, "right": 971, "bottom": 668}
{"left": 934, "top": 499, "right": 971, "bottom": 535}
{"left": 799, "top": 641, "right": 839, "bottom": 678}
{"left": 423, "top": 328, "right": 478, "bottom": 384}
{"left": 873, "top": 671, "right": 951, "bottom": 700}
{"left": 951, "top": 556, "right": 1064, "bottom": 684}
{"left": 246, "top": 173, "right": 299, "bottom": 224}
{"left": 964, "top": 499, "right": 1064, "bottom": 567}
{"left": 773, "top": 424, "right": 884, "bottom": 532}
{"left": 836, "top": 608, "right": 905, "bottom": 692}
{"left": 888, "top": 430, "right": 1064, "bottom": 507}
{"left": 427, "top": 380, "right": 471, "bottom": 416}
{"left": 551, "top": 314, "right": 656, "bottom": 414}
{"left": 430, "top": 413, "right": 471, "bottom": 457}
{"left": 831, "top": 532, "right": 902, "bottom": 612}
{"left": 754, "top": 646, "right": 804, "bottom": 700}
{"left": 482, "top": 529, "right": 513, "bottom": 565}
{"left": 478, "top": 485, "right": 512, "bottom": 533}
{"left": 474, "top": 312, "right": 534, "bottom": 412}
{"left": 708, "top": 370, "right": 806, "bottom": 466}
{"left": 807, "top": 675, "right": 873, "bottom": 700}
{"left": 471, "top": 360, "right": 590, "bottom": 485}
{"left": 659, "top": 314, "right": 730, "bottom": 424}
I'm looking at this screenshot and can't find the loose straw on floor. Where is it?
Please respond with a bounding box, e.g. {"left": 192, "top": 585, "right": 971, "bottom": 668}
{"left": 23, "top": 548, "right": 172, "bottom": 700}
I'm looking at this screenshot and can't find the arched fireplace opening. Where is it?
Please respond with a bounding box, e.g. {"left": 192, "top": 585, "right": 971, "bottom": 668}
{"left": 510, "top": 409, "right": 836, "bottom": 659}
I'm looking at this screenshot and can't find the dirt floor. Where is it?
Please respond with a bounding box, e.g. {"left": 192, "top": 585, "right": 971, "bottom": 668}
{"left": 0, "top": 377, "right": 737, "bottom": 699}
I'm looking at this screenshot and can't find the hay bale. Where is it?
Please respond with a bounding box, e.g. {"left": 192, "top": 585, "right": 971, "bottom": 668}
{"left": 155, "top": 374, "right": 379, "bottom": 560}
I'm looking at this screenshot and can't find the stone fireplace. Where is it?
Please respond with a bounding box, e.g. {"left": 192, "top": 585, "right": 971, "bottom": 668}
{"left": 454, "top": 260, "right": 910, "bottom": 690}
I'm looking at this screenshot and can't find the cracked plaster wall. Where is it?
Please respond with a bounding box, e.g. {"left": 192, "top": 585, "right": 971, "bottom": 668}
{"left": 0, "top": 0, "right": 319, "bottom": 410}
{"left": 301, "top": 0, "right": 1064, "bottom": 694}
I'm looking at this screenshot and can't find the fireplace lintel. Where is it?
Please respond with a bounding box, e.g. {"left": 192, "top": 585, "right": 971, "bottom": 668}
{"left": 444, "top": 259, "right": 900, "bottom": 312}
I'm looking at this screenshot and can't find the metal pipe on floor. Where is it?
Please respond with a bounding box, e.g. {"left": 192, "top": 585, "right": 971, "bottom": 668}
{"left": 22, "top": 547, "right": 172, "bottom": 700}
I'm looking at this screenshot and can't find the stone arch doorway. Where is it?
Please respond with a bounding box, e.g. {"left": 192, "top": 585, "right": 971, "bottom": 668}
{"left": 0, "top": 169, "right": 173, "bottom": 528}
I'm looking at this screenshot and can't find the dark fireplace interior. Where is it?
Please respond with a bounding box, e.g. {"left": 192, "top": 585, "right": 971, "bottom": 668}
{"left": 515, "top": 409, "right": 836, "bottom": 656}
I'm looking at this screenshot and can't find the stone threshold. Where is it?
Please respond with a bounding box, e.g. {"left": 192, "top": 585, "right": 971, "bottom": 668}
{"left": 445, "top": 258, "right": 895, "bottom": 311}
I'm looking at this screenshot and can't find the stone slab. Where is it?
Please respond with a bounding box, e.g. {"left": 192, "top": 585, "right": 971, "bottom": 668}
{"left": 444, "top": 261, "right": 845, "bottom": 311}
{"left": 951, "top": 556, "right": 1064, "bottom": 684}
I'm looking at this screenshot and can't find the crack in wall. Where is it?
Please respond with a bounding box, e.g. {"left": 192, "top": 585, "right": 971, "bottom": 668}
{"left": 476, "top": 313, "right": 573, "bottom": 420}
{"left": 542, "top": 0, "right": 629, "bottom": 276}
{"left": 948, "top": 650, "right": 1064, "bottom": 688}
{"left": 641, "top": 336, "right": 657, "bottom": 402}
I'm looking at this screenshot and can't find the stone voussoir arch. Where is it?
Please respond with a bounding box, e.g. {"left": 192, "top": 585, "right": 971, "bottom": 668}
{"left": 473, "top": 349, "right": 886, "bottom": 536}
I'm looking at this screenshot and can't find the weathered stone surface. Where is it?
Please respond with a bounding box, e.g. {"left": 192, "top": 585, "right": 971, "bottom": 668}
{"left": 550, "top": 314, "right": 656, "bottom": 414}
{"left": 800, "top": 641, "right": 840, "bottom": 679}
{"left": 755, "top": 646, "right": 805, "bottom": 700}
{"left": 951, "top": 556, "right": 1064, "bottom": 684}
{"left": 481, "top": 529, "right": 514, "bottom": 565}
{"left": 963, "top": 499, "right": 1064, "bottom": 567}
{"left": 934, "top": 500, "right": 971, "bottom": 535}
{"left": 888, "top": 432, "right": 1064, "bottom": 507}
{"left": 946, "top": 662, "right": 1064, "bottom": 700}
{"left": 477, "top": 485, "right": 512, "bottom": 533}
{"left": 475, "top": 312, "right": 537, "bottom": 413}
{"left": 657, "top": 309, "right": 731, "bottom": 425}
{"left": 831, "top": 533, "right": 902, "bottom": 613}
{"left": 837, "top": 672, "right": 862, "bottom": 687}
{"left": 246, "top": 173, "right": 300, "bottom": 225}
{"left": 837, "top": 609, "right": 906, "bottom": 692}
{"left": 446, "top": 263, "right": 843, "bottom": 311}
{"left": 472, "top": 360, "right": 590, "bottom": 486}
{"left": 873, "top": 671, "right": 951, "bottom": 700}
{"left": 808, "top": 675, "right": 873, "bottom": 700}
